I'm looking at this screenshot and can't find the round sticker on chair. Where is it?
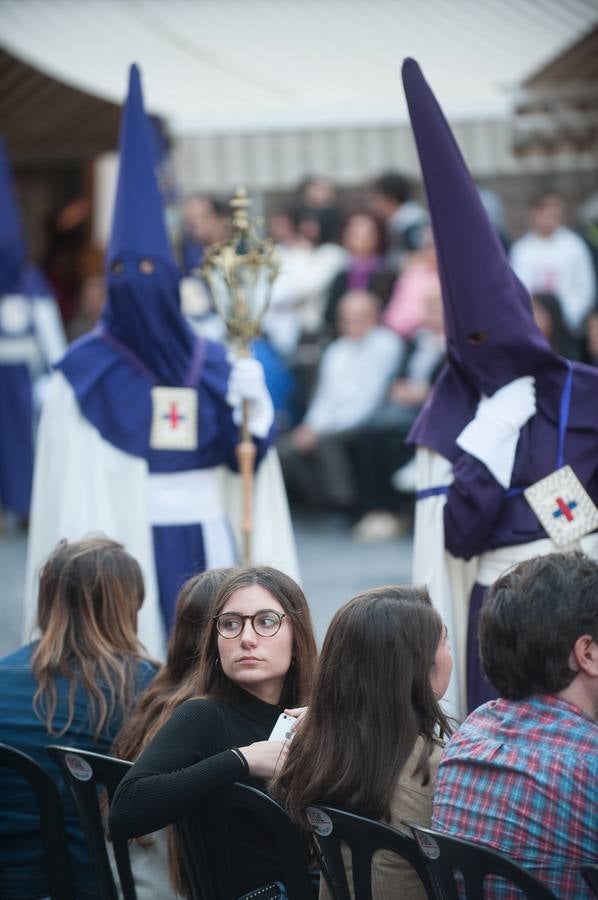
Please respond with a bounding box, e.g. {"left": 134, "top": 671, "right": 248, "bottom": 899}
{"left": 415, "top": 831, "right": 440, "bottom": 860}
{"left": 306, "top": 807, "right": 333, "bottom": 836}
{"left": 65, "top": 753, "right": 93, "bottom": 782}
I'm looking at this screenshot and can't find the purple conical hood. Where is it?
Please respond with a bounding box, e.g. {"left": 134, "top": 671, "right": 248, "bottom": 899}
{"left": 0, "top": 137, "right": 26, "bottom": 294}
{"left": 401, "top": 58, "right": 555, "bottom": 396}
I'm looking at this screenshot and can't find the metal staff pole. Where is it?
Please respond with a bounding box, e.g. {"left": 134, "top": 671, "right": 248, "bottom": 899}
{"left": 201, "top": 187, "right": 279, "bottom": 564}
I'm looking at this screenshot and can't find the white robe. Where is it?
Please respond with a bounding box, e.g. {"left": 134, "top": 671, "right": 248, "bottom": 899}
{"left": 24, "top": 371, "right": 299, "bottom": 659}
{"left": 412, "top": 447, "right": 477, "bottom": 721}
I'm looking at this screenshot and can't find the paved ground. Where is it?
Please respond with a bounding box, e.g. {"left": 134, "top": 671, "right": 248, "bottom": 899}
{"left": 0, "top": 514, "right": 412, "bottom": 657}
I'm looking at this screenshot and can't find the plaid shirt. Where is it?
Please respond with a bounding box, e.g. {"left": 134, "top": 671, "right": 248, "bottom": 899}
{"left": 432, "top": 694, "right": 598, "bottom": 899}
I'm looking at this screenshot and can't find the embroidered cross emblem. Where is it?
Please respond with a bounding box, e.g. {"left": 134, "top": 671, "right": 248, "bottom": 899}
{"left": 150, "top": 386, "right": 198, "bottom": 451}
{"left": 163, "top": 403, "right": 186, "bottom": 430}
{"left": 552, "top": 497, "right": 578, "bottom": 522}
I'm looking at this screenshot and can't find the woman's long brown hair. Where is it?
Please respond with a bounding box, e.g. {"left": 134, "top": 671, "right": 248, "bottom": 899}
{"left": 273, "top": 586, "right": 452, "bottom": 828}
{"left": 31, "top": 537, "right": 150, "bottom": 740}
{"left": 111, "top": 567, "right": 233, "bottom": 761}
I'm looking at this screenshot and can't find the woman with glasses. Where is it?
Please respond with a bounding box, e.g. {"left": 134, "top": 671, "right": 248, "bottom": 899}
{"left": 109, "top": 566, "right": 318, "bottom": 899}
{"left": 273, "top": 586, "right": 453, "bottom": 900}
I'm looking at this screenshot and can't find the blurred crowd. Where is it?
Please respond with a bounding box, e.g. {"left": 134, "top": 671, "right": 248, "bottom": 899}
{"left": 43, "top": 173, "right": 598, "bottom": 541}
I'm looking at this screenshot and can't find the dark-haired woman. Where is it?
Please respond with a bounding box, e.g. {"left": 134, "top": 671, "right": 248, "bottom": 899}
{"left": 274, "top": 586, "right": 453, "bottom": 900}
{"left": 109, "top": 566, "right": 233, "bottom": 899}
{"left": 0, "top": 537, "right": 157, "bottom": 900}
{"left": 109, "top": 566, "right": 318, "bottom": 898}
{"left": 324, "top": 211, "right": 396, "bottom": 330}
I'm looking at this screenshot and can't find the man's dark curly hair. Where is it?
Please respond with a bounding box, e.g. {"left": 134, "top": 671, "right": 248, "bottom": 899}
{"left": 479, "top": 551, "right": 598, "bottom": 699}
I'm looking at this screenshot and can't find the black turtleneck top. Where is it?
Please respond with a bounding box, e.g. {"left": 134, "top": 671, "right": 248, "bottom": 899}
{"left": 108, "top": 684, "right": 283, "bottom": 894}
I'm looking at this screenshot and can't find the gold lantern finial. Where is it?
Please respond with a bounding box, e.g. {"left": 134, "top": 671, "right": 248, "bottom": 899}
{"left": 201, "top": 186, "right": 280, "bottom": 351}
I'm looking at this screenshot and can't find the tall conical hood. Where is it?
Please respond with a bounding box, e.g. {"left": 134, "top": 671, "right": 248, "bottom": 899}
{"left": 107, "top": 64, "right": 176, "bottom": 270}
{"left": 102, "top": 64, "right": 194, "bottom": 385}
{"left": 401, "top": 59, "right": 554, "bottom": 396}
{"left": 0, "top": 137, "right": 26, "bottom": 293}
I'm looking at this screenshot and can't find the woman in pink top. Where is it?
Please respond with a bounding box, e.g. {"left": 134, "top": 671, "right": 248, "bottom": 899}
{"left": 383, "top": 226, "right": 439, "bottom": 339}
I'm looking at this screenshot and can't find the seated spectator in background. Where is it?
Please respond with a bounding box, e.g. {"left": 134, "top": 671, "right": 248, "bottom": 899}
{"left": 433, "top": 552, "right": 598, "bottom": 899}
{"left": 530, "top": 291, "right": 575, "bottom": 358}
{"left": 275, "top": 585, "right": 452, "bottom": 900}
{"left": 252, "top": 336, "right": 296, "bottom": 433}
{"left": 109, "top": 566, "right": 318, "bottom": 900}
{"left": 383, "top": 225, "right": 438, "bottom": 339}
{"left": 369, "top": 171, "right": 428, "bottom": 270}
{"left": 0, "top": 537, "right": 157, "bottom": 900}
{"left": 294, "top": 207, "right": 347, "bottom": 337}
{"left": 289, "top": 207, "right": 347, "bottom": 419}
{"left": 510, "top": 189, "right": 596, "bottom": 344}
{"left": 298, "top": 175, "right": 342, "bottom": 245}
{"left": 265, "top": 206, "right": 316, "bottom": 358}
{"left": 324, "top": 211, "right": 396, "bottom": 329}
{"left": 180, "top": 194, "right": 228, "bottom": 274}
{"left": 278, "top": 290, "right": 403, "bottom": 511}
{"left": 110, "top": 567, "right": 232, "bottom": 900}
{"left": 350, "top": 289, "right": 446, "bottom": 541}
{"left": 66, "top": 273, "right": 106, "bottom": 342}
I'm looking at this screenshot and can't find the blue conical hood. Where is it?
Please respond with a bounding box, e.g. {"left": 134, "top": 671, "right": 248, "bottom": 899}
{"left": 107, "top": 64, "right": 176, "bottom": 269}
{"left": 101, "top": 64, "right": 195, "bottom": 385}
{"left": 0, "top": 137, "right": 26, "bottom": 293}
{"left": 401, "top": 58, "right": 555, "bottom": 396}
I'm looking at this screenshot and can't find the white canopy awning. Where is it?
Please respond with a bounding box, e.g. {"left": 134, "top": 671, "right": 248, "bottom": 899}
{"left": 2, "top": 0, "right": 597, "bottom": 135}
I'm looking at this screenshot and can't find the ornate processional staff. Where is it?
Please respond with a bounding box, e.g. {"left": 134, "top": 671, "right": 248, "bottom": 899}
{"left": 201, "top": 188, "right": 280, "bottom": 564}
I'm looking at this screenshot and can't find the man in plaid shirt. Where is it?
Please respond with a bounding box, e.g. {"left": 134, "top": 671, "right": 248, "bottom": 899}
{"left": 433, "top": 552, "right": 598, "bottom": 898}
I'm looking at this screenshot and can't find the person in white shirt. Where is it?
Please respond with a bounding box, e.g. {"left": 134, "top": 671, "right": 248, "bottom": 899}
{"left": 510, "top": 190, "right": 596, "bottom": 337}
{"left": 278, "top": 289, "right": 403, "bottom": 510}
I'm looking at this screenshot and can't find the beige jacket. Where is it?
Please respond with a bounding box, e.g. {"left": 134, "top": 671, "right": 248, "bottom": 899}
{"left": 319, "top": 736, "right": 442, "bottom": 900}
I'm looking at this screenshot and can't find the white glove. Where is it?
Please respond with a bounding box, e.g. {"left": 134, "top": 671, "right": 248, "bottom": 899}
{"left": 226, "top": 356, "right": 274, "bottom": 439}
{"left": 456, "top": 376, "right": 536, "bottom": 488}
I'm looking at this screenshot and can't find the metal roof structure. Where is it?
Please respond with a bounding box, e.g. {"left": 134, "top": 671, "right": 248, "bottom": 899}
{"left": 2, "top": 0, "right": 597, "bottom": 135}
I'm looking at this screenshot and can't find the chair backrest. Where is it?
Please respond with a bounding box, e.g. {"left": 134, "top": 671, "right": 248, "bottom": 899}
{"left": 306, "top": 805, "right": 436, "bottom": 900}
{"left": 581, "top": 865, "right": 598, "bottom": 897}
{"left": 176, "top": 781, "right": 314, "bottom": 900}
{"left": 46, "top": 745, "right": 136, "bottom": 900}
{"left": 406, "top": 822, "right": 559, "bottom": 900}
{"left": 0, "top": 742, "right": 76, "bottom": 900}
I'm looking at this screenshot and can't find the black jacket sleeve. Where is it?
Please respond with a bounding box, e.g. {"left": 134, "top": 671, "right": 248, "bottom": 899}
{"left": 108, "top": 699, "right": 246, "bottom": 839}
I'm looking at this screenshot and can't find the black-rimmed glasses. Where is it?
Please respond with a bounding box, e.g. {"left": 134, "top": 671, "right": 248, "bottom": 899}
{"left": 214, "top": 609, "right": 286, "bottom": 639}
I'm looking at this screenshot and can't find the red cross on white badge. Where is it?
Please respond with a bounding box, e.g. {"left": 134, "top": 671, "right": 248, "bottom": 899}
{"left": 150, "top": 386, "right": 198, "bottom": 451}
{"left": 163, "top": 403, "right": 187, "bottom": 430}
{"left": 552, "top": 497, "right": 577, "bottom": 523}
{"left": 524, "top": 465, "right": 598, "bottom": 548}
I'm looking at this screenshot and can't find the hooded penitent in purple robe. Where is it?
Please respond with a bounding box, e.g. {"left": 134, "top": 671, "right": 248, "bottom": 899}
{"left": 402, "top": 59, "right": 598, "bottom": 713}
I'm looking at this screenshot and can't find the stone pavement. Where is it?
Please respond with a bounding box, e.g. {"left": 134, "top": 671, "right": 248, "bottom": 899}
{"left": 0, "top": 514, "right": 412, "bottom": 657}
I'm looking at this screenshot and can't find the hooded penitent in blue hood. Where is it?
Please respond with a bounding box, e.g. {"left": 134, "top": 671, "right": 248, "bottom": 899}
{"left": 0, "top": 138, "right": 26, "bottom": 295}
{"left": 101, "top": 63, "right": 195, "bottom": 386}
{"left": 402, "top": 58, "right": 598, "bottom": 463}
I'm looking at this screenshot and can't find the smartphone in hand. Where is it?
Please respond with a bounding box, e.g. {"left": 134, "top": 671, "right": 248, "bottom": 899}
{"left": 268, "top": 712, "right": 295, "bottom": 742}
